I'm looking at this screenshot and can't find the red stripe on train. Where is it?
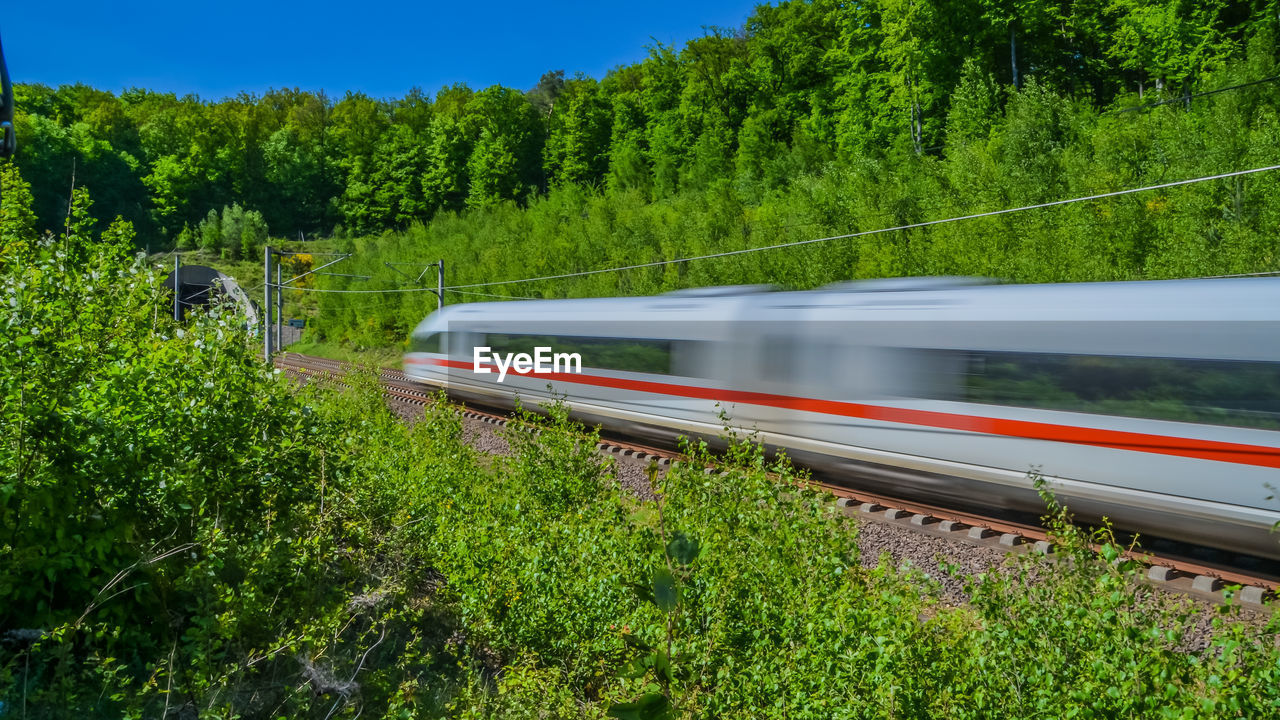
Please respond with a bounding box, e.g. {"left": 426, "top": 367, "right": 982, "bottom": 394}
{"left": 407, "top": 356, "right": 1280, "bottom": 469}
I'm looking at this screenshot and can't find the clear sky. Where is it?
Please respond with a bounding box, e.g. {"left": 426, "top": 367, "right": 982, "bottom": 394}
{"left": 1, "top": 1, "right": 762, "bottom": 101}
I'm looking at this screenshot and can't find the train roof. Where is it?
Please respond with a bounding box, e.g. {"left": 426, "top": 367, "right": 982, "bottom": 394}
{"left": 412, "top": 286, "right": 759, "bottom": 339}
{"left": 412, "top": 276, "right": 1280, "bottom": 337}
{"left": 784, "top": 276, "right": 1280, "bottom": 322}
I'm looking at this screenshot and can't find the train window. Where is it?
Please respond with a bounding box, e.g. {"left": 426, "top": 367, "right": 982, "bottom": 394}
{"left": 409, "top": 332, "right": 445, "bottom": 354}
{"left": 759, "top": 335, "right": 794, "bottom": 382}
{"left": 943, "top": 350, "right": 1280, "bottom": 430}
{"left": 483, "top": 333, "right": 674, "bottom": 375}
{"left": 669, "top": 340, "right": 705, "bottom": 377}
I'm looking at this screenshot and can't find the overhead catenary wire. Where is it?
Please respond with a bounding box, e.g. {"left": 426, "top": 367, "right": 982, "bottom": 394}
{"left": 1112, "top": 74, "right": 1280, "bottom": 114}
{"left": 263, "top": 163, "right": 1280, "bottom": 299}
{"left": 447, "top": 289, "right": 542, "bottom": 301}
{"left": 1198, "top": 270, "right": 1280, "bottom": 279}
{"left": 283, "top": 285, "right": 442, "bottom": 294}
{"left": 442, "top": 163, "right": 1280, "bottom": 290}
{"left": 262, "top": 135, "right": 1228, "bottom": 295}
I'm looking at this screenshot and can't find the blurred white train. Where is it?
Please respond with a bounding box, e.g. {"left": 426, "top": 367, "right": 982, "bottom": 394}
{"left": 405, "top": 278, "right": 1280, "bottom": 560}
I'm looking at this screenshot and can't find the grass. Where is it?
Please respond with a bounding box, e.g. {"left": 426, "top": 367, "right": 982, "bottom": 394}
{"left": 286, "top": 337, "right": 404, "bottom": 369}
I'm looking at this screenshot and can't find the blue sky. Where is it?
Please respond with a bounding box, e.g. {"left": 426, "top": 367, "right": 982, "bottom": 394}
{"left": 1, "top": 1, "right": 762, "bottom": 100}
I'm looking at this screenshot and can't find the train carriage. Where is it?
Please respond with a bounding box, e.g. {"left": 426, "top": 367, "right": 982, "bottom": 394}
{"left": 405, "top": 277, "right": 1280, "bottom": 559}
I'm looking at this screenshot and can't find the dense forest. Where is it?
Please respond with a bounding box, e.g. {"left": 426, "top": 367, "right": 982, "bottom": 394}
{"left": 6, "top": 0, "right": 1280, "bottom": 346}
{"left": 7, "top": 0, "right": 1279, "bottom": 242}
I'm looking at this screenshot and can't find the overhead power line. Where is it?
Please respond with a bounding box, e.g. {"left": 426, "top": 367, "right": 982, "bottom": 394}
{"left": 283, "top": 285, "right": 440, "bottom": 294}
{"left": 443, "top": 164, "right": 1280, "bottom": 290}
{"left": 1199, "top": 270, "right": 1280, "bottom": 279}
{"left": 274, "top": 164, "right": 1280, "bottom": 299}
{"left": 1113, "top": 75, "right": 1280, "bottom": 114}
{"left": 447, "top": 289, "right": 542, "bottom": 301}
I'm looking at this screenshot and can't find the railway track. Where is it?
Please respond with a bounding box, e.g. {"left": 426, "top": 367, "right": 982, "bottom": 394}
{"left": 275, "top": 351, "right": 1277, "bottom": 609}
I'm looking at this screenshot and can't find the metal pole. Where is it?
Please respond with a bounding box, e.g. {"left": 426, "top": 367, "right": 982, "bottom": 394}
{"left": 437, "top": 260, "right": 444, "bottom": 311}
{"left": 264, "top": 245, "right": 272, "bottom": 358}
{"left": 173, "top": 253, "right": 181, "bottom": 321}
{"left": 276, "top": 261, "right": 283, "bottom": 351}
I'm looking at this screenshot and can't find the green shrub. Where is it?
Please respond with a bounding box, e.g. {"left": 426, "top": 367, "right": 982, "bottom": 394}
{"left": 4, "top": 176, "right": 1278, "bottom": 716}
{"left": 0, "top": 182, "right": 469, "bottom": 717}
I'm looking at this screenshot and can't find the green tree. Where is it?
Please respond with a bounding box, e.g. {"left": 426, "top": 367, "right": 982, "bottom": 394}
{"left": 341, "top": 123, "right": 431, "bottom": 232}
{"left": 198, "top": 207, "right": 221, "bottom": 252}
{"left": 175, "top": 222, "right": 196, "bottom": 251}
{"left": 526, "top": 69, "right": 566, "bottom": 116}
{"left": 466, "top": 127, "right": 521, "bottom": 208}
{"left": 1106, "top": 0, "right": 1235, "bottom": 95}
{"left": 602, "top": 67, "right": 652, "bottom": 195}
{"left": 464, "top": 86, "right": 544, "bottom": 208}
{"left": 263, "top": 127, "right": 325, "bottom": 237}
{"left": 826, "top": 0, "right": 895, "bottom": 157}
{"left": 221, "top": 202, "right": 245, "bottom": 259}
{"left": 373, "top": 124, "right": 430, "bottom": 226}
{"left": 0, "top": 163, "right": 38, "bottom": 248}
{"left": 143, "top": 153, "right": 203, "bottom": 235}
{"left": 241, "top": 208, "right": 268, "bottom": 259}
{"left": 946, "top": 56, "right": 1003, "bottom": 147}
{"left": 543, "top": 77, "right": 612, "bottom": 188}
{"left": 65, "top": 185, "right": 97, "bottom": 242}
{"left": 421, "top": 84, "right": 476, "bottom": 214}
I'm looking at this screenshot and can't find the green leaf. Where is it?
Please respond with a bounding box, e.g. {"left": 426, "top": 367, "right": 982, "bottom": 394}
{"left": 607, "top": 692, "right": 673, "bottom": 720}
{"left": 622, "top": 632, "right": 653, "bottom": 653}
{"left": 627, "top": 580, "right": 655, "bottom": 606}
{"left": 1100, "top": 543, "right": 1120, "bottom": 563}
{"left": 651, "top": 648, "right": 673, "bottom": 683}
{"left": 665, "top": 531, "right": 700, "bottom": 565}
{"left": 652, "top": 567, "right": 678, "bottom": 614}
{"left": 619, "top": 657, "right": 648, "bottom": 679}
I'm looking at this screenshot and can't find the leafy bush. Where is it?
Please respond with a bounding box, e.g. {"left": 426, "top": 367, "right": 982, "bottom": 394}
{"left": 0, "top": 172, "right": 469, "bottom": 717}
{"left": 4, "top": 167, "right": 1278, "bottom": 717}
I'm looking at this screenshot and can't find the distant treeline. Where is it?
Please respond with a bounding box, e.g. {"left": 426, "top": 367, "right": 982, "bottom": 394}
{"left": 6, "top": 0, "right": 1279, "bottom": 249}
{"left": 307, "top": 1, "right": 1280, "bottom": 348}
